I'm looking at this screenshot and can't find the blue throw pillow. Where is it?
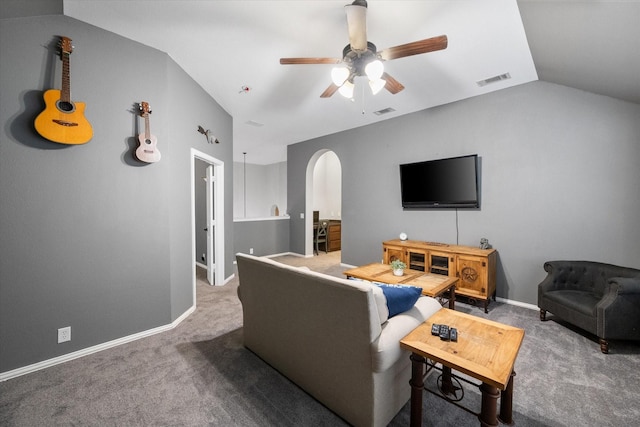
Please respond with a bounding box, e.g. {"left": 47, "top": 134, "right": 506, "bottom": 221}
{"left": 373, "top": 283, "right": 423, "bottom": 318}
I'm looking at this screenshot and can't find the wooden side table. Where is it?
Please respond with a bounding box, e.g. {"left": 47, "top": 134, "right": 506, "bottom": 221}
{"left": 400, "top": 308, "right": 524, "bottom": 426}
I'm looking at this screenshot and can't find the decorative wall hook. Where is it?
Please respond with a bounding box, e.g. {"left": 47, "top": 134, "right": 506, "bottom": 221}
{"left": 197, "top": 125, "right": 219, "bottom": 144}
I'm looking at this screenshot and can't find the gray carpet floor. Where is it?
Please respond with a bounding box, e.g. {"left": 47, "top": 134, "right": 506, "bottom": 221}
{"left": 1, "top": 251, "right": 638, "bottom": 426}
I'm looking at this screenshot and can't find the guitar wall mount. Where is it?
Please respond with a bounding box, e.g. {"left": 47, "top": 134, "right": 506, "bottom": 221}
{"left": 197, "top": 125, "right": 219, "bottom": 144}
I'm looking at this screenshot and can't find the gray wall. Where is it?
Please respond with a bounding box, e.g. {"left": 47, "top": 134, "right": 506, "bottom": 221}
{"left": 0, "top": 0, "right": 62, "bottom": 19}
{"left": 0, "top": 13, "right": 233, "bottom": 373}
{"left": 288, "top": 81, "right": 640, "bottom": 305}
{"left": 234, "top": 219, "right": 290, "bottom": 257}
{"left": 233, "top": 161, "right": 287, "bottom": 219}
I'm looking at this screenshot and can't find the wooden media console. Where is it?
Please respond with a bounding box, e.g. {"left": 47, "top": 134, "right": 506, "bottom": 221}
{"left": 383, "top": 239, "right": 497, "bottom": 312}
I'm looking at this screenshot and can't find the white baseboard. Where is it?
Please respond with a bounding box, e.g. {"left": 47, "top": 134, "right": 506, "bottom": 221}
{"left": 195, "top": 262, "right": 235, "bottom": 286}
{"left": 496, "top": 297, "right": 538, "bottom": 311}
{"left": 0, "top": 305, "right": 196, "bottom": 383}
{"left": 264, "top": 251, "right": 300, "bottom": 258}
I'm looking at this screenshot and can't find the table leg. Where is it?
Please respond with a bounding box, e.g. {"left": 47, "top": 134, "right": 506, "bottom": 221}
{"left": 498, "top": 371, "right": 516, "bottom": 425}
{"left": 448, "top": 285, "right": 456, "bottom": 309}
{"left": 439, "top": 366, "right": 461, "bottom": 397}
{"left": 479, "top": 382, "right": 499, "bottom": 427}
{"left": 409, "top": 353, "right": 426, "bottom": 427}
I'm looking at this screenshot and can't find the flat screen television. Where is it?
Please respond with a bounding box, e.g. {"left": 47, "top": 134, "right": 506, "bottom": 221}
{"left": 399, "top": 154, "right": 479, "bottom": 209}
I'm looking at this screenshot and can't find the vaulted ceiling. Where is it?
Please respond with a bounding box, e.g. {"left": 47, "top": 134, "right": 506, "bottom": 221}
{"left": 64, "top": 0, "right": 640, "bottom": 164}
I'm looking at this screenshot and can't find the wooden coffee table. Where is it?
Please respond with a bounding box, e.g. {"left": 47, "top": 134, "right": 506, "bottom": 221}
{"left": 400, "top": 308, "right": 525, "bottom": 427}
{"left": 343, "top": 263, "right": 458, "bottom": 309}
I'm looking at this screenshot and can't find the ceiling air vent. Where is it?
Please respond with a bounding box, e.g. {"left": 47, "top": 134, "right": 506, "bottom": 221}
{"left": 373, "top": 107, "right": 396, "bottom": 116}
{"left": 476, "top": 73, "right": 511, "bottom": 87}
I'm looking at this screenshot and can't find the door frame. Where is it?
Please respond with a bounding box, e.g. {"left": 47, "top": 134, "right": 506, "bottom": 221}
{"left": 191, "top": 148, "right": 225, "bottom": 290}
{"left": 205, "top": 164, "right": 215, "bottom": 285}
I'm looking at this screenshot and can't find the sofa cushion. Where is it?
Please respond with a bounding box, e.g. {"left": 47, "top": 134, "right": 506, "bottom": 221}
{"left": 374, "top": 283, "right": 423, "bottom": 318}
{"left": 370, "top": 284, "right": 390, "bottom": 323}
{"left": 371, "top": 296, "right": 443, "bottom": 372}
{"left": 348, "top": 278, "right": 422, "bottom": 322}
{"left": 544, "top": 289, "right": 600, "bottom": 316}
{"left": 348, "top": 277, "right": 390, "bottom": 324}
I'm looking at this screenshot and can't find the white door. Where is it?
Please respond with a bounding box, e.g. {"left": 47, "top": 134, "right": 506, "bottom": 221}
{"left": 192, "top": 149, "right": 225, "bottom": 294}
{"left": 206, "top": 165, "right": 215, "bottom": 285}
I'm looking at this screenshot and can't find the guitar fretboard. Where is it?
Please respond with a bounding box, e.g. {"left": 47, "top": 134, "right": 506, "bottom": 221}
{"left": 61, "top": 52, "right": 71, "bottom": 103}
{"left": 144, "top": 115, "right": 151, "bottom": 141}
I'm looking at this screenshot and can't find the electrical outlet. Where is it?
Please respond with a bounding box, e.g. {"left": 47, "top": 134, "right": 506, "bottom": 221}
{"left": 249, "top": 248, "right": 254, "bottom": 254}
{"left": 58, "top": 326, "right": 71, "bottom": 343}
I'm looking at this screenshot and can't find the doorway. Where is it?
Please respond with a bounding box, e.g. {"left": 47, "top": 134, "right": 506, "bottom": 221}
{"left": 191, "top": 149, "right": 225, "bottom": 289}
{"left": 305, "top": 150, "right": 342, "bottom": 256}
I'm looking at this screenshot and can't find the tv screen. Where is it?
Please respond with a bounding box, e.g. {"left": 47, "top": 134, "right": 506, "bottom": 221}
{"left": 399, "top": 154, "right": 479, "bottom": 208}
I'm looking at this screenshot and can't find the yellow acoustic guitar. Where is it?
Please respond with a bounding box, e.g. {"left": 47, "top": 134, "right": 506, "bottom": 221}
{"left": 34, "top": 36, "right": 93, "bottom": 144}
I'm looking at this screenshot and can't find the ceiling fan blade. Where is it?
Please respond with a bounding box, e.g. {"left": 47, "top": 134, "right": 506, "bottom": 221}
{"left": 379, "top": 35, "right": 448, "bottom": 61}
{"left": 320, "top": 83, "right": 339, "bottom": 98}
{"left": 382, "top": 72, "right": 405, "bottom": 94}
{"left": 345, "top": 1, "right": 368, "bottom": 52}
{"left": 280, "top": 57, "right": 342, "bottom": 65}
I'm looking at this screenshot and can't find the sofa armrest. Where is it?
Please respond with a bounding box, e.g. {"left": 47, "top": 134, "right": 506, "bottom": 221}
{"left": 371, "top": 296, "right": 442, "bottom": 373}
{"left": 597, "top": 276, "right": 640, "bottom": 339}
{"left": 538, "top": 261, "right": 570, "bottom": 294}
{"left": 606, "top": 276, "right": 640, "bottom": 295}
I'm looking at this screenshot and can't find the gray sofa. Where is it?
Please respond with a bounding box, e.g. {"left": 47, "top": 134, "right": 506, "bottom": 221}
{"left": 236, "top": 253, "right": 442, "bottom": 427}
{"left": 538, "top": 260, "right": 640, "bottom": 353}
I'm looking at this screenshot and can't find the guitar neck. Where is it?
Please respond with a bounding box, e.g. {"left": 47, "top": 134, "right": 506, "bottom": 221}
{"left": 144, "top": 115, "right": 151, "bottom": 140}
{"left": 61, "top": 52, "right": 71, "bottom": 103}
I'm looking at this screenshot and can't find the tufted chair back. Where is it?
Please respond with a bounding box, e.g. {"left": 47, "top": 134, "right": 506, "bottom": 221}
{"left": 544, "top": 261, "right": 640, "bottom": 298}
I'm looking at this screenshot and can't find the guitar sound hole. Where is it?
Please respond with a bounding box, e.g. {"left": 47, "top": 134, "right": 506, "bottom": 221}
{"left": 56, "top": 101, "right": 75, "bottom": 113}
{"left": 145, "top": 139, "right": 152, "bottom": 144}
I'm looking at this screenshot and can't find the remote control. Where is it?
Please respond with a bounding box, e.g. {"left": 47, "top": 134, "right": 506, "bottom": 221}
{"left": 439, "top": 325, "right": 450, "bottom": 340}
{"left": 450, "top": 328, "right": 458, "bottom": 342}
{"left": 431, "top": 324, "right": 441, "bottom": 336}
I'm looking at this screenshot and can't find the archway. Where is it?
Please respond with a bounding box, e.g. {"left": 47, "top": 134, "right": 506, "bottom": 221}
{"left": 305, "top": 150, "right": 342, "bottom": 256}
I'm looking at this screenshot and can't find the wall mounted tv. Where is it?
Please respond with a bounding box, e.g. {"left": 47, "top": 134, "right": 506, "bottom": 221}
{"left": 399, "top": 154, "right": 480, "bottom": 209}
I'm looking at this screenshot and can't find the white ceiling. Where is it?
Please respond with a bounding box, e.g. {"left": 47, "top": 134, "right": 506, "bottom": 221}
{"left": 63, "top": 0, "right": 640, "bottom": 165}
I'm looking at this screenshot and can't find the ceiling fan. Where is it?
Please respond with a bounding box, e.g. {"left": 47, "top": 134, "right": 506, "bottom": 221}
{"left": 280, "top": 0, "right": 448, "bottom": 98}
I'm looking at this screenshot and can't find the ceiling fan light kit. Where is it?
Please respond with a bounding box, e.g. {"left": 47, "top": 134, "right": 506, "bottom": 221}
{"left": 331, "top": 57, "right": 386, "bottom": 98}
{"left": 338, "top": 80, "right": 355, "bottom": 98}
{"left": 279, "top": 0, "right": 448, "bottom": 99}
{"left": 331, "top": 67, "right": 350, "bottom": 86}
{"left": 365, "top": 59, "right": 384, "bottom": 80}
{"left": 369, "top": 78, "right": 386, "bottom": 95}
